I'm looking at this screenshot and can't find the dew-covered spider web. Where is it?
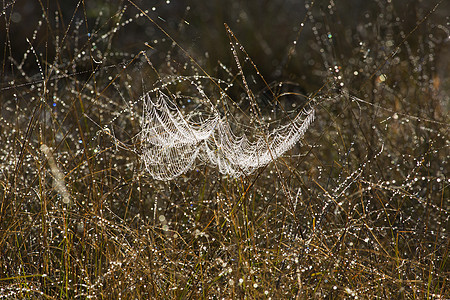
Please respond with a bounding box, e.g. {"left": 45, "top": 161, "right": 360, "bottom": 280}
{"left": 140, "top": 91, "right": 315, "bottom": 180}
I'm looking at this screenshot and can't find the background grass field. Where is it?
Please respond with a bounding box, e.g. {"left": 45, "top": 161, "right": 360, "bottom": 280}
{"left": 0, "top": 0, "right": 448, "bottom": 298}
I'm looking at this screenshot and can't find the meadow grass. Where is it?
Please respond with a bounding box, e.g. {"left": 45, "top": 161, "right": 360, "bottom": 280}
{"left": 0, "top": 0, "right": 448, "bottom": 298}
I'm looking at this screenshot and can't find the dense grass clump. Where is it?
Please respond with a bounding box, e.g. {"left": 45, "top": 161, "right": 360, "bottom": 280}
{"left": 0, "top": 0, "right": 448, "bottom": 298}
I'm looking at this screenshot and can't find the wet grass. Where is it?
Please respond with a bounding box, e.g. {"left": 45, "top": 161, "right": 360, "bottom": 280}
{"left": 0, "top": 0, "right": 448, "bottom": 299}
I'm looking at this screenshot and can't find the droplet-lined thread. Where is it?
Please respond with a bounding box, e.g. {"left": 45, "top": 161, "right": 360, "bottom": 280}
{"left": 140, "top": 92, "right": 315, "bottom": 180}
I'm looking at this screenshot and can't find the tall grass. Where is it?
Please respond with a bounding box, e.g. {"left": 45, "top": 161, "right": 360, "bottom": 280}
{"left": 0, "top": 0, "right": 448, "bottom": 298}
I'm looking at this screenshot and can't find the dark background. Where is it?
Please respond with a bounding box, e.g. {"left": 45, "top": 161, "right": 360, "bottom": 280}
{"left": 2, "top": 0, "right": 448, "bottom": 93}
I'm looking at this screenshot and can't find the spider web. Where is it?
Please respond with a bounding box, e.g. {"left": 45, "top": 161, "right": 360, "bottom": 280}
{"left": 140, "top": 92, "right": 315, "bottom": 180}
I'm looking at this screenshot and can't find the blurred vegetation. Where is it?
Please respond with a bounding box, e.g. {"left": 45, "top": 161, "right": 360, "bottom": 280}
{"left": 0, "top": 0, "right": 448, "bottom": 299}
